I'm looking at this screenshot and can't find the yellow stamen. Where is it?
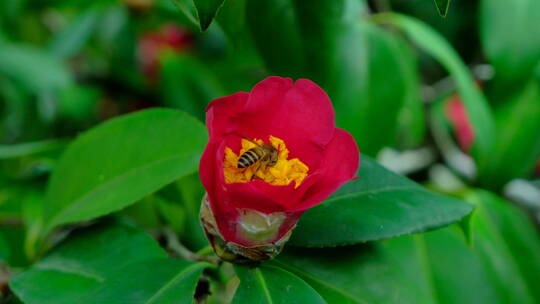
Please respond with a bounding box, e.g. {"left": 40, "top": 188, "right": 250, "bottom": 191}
{"left": 223, "top": 136, "right": 309, "bottom": 188}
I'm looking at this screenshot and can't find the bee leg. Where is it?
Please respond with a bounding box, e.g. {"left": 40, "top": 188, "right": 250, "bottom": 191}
{"left": 250, "top": 161, "right": 268, "bottom": 181}
{"left": 250, "top": 163, "right": 262, "bottom": 181}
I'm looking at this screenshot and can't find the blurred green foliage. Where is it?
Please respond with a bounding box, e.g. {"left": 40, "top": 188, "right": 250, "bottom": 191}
{"left": 1, "top": 0, "right": 540, "bottom": 303}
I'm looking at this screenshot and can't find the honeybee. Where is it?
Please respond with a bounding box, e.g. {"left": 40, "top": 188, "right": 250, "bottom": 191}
{"left": 237, "top": 138, "right": 278, "bottom": 176}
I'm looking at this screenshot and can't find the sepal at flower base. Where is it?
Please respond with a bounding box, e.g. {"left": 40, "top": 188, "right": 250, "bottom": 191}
{"left": 199, "top": 194, "right": 293, "bottom": 264}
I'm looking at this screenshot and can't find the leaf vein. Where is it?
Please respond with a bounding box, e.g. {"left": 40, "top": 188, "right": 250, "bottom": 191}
{"left": 145, "top": 263, "right": 205, "bottom": 304}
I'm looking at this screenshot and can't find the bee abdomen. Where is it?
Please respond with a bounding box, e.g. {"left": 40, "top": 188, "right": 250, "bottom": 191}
{"left": 238, "top": 149, "right": 262, "bottom": 168}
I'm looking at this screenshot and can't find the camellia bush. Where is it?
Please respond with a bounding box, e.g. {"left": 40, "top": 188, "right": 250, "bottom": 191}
{"left": 1, "top": 0, "right": 540, "bottom": 303}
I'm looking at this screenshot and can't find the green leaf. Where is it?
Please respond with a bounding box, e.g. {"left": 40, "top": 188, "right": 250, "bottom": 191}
{"left": 480, "top": 0, "right": 540, "bottom": 85}
{"left": 0, "top": 231, "right": 10, "bottom": 262}
{"left": 276, "top": 226, "right": 501, "bottom": 304}
{"left": 42, "top": 108, "right": 207, "bottom": 233}
{"left": 336, "top": 22, "right": 423, "bottom": 155}
{"left": 274, "top": 245, "right": 426, "bottom": 304}
{"left": 246, "top": 0, "right": 306, "bottom": 79}
{"left": 289, "top": 0, "right": 366, "bottom": 87}
{"left": 193, "top": 0, "right": 225, "bottom": 31}
{"left": 0, "top": 227, "right": 27, "bottom": 267}
{"left": 396, "top": 34, "right": 426, "bottom": 149}
{"left": 88, "top": 259, "right": 207, "bottom": 304}
{"left": 233, "top": 265, "right": 326, "bottom": 304}
{"left": 0, "top": 140, "right": 65, "bottom": 159}
{"left": 159, "top": 173, "right": 208, "bottom": 251}
{"left": 57, "top": 84, "right": 101, "bottom": 122}
{"left": 159, "top": 53, "right": 223, "bottom": 121}
{"left": 478, "top": 80, "right": 540, "bottom": 189}
{"left": 0, "top": 43, "right": 72, "bottom": 93}
{"left": 173, "top": 0, "right": 225, "bottom": 32}
{"left": 378, "top": 13, "right": 495, "bottom": 172}
{"left": 10, "top": 224, "right": 207, "bottom": 304}
{"left": 434, "top": 0, "right": 451, "bottom": 17}
{"left": 171, "top": 0, "right": 202, "bottom": 28}
{"left": 466, "top": 190, "right": 540, "bottom": 303}
{"left": 247, "top": 0, "right": 368, "bottom": 83}
{"left": 409, "top": 228, "right": 500, "bottom": 304}
{"left": 288, "top": 156, "right": 473, "bottom": 247}
{"left": 48, "top": 7, "right": 102, "bottom": 58}
{"left": 21, "top": 190, "right": 44, "bottom": 261}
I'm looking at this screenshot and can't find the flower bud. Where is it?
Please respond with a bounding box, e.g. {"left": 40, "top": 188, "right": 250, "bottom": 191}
{"left": 199, "top": 194, "right": 293, "bottom": 264}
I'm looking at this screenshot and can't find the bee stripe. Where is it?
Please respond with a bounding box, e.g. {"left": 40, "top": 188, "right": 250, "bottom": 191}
{"left": 246, "top": 150, "right": 259, "bottom": 162}
{"left": 238, "top": 160, "right": 249, "bottom": 168}
{"left": 242, "top": 154, "right": 256, "bottom": 165}
{"left": 239, "top": 155, "right": 248, "bottom": 165}
{"left": 238, "top": 149, "right": 262, "bottom": 168}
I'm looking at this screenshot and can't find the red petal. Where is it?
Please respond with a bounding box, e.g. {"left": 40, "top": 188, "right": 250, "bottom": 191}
{"left": 290, "top": 128, "right": 360, "bottom": 212}
{"left": 199, "top": 140, "right": 218, "bottom": 200}
{"left": 206, "top": 92, "right": 249, "bottom": 140}
{"left": 225, "top": 181, "right": 288, "bottom": 213}
{"left": 232, "top": 77, "right": 336, "bottom": 169}
{"left": 446, "top": 97, "right": 475, "bottom": 152}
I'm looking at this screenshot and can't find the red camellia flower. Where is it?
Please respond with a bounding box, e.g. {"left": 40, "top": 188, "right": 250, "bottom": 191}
{"left": 138, "top": 23, "right": 193, "bottom": 80}
{"left": 445, "top": 95, "right": 475, "bottom": 153}
{"left": 199, "top": 76, "right": 359, "bottom": 262}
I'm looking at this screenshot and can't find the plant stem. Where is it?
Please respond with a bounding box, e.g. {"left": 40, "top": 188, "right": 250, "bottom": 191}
{"left": 163, "top": 228, "right": 219, "bottom": 265}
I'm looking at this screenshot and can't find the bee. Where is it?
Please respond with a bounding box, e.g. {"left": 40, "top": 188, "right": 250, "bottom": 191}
{"left": 237, "top": 138, "right": 278, "bottom": 176}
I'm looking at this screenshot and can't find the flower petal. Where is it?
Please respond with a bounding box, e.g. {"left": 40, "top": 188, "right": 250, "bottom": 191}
{"left": 291, "top": 128, "right": 360, "bottom": 212}
{"left": 206, "top": 91, "right": 249, "bottom": 140}
{"left": 233, "top": 77, "right": 336, "bottom": 169}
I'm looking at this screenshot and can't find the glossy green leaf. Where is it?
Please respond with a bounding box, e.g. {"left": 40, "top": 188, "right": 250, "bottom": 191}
{"left": 289, "top": 0, "right": 366, "bottom": 86}
{"left": 173, "top": 0, "right": 225, "bottom": 32}
{"left": 171, "top": 0, "right": 202, "bottom": 28}
{"left": 233, "top": 265, "right": 326, "bottom": 304}
{"left": 434, "top": 0, "right": 451, "bottom": 17}
{"left": 336, "top": 22, "right": 423, "bottom": 155}
{"left": 42, "top": 108, "right": 207, "bottom": 233}
{"left": 248, "top": 0, "right": 367, "bottom": 82}
{"left": 479, "top": 80, "right": 540, "bottom": 189}
{"left": 480, "top": 0, "right": 540, "bottom": 84}
{"left": 288, "top": 156, "right": 473, "bottom": 247}
{"left": 88, "top": 259, "right": 206, "bottom": 304}
{"left": 467, "top": 190, "right": 540, "bottom": 303}
{"left": 276, "top": 226, "right": 500, "bottom": 304}
{"left": 274, "top": 245, "right": 426, "bottom": 304}
{"left": 0, "top": 43, "right": 72, "bottom": 93}
{"left": 405, "top": 228, "right": 499, "bottom": 304}
{"left": 10, "top": 224, "right": 207, "bottom": 304}
{"left": 193, "top": 0, "right": 225, "bottom": 31}
{"left": 379, "top": 13, "right": 495, "bottom": 171}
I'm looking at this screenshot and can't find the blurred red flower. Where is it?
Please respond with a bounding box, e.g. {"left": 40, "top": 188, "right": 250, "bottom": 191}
{"left": 445, "top": 95, "right": 475, "bottom": 152}
{"left": 199, "top": 76, "right": 359, "bottom": 257}
{"left": 138, "top": 24, "right": 192, "bottom": 80}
